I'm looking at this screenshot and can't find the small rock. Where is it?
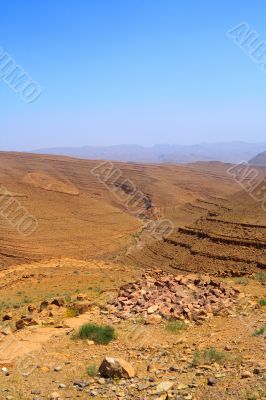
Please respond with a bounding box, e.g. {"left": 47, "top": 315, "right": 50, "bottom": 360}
{"left": 177, "top": 383, "right": 188, "bottom": 390}
{"left": 147, "top": 305, "right": 159, "bottom": 314}
{"left": 2, "top": 367, "right": 9, "bottom": 376}
{"left": 58, "top": 383, "right": 66, "bottom": 388}
{"left": 31, "top": 390, "right": 41, "bottom": 395}
{"left": 155, "top": 381, "right": 175, "bottom": 393}
{"left": 241, "top": 371, "right": 252, "bottom": 379}
{"left": 2, "top": 313, "right": 12, "bottom": 321}
{"left": 207, "top": 377, "right": 217, "bottom": 386}
{"left": 73, "top": 380, "right": 89, "bottom": 388}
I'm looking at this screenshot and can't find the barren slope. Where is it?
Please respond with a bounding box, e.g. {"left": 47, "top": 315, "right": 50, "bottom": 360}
{"left": 0, "top": 152, "right": 240, "bottom": 268}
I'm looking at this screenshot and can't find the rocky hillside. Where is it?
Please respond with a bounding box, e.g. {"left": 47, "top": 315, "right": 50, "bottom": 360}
{"left": 123, "top": 186, "right": 266, "bottom": 277}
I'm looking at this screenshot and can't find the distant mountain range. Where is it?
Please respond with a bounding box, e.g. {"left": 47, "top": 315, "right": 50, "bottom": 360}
{"left": 33, "top": 142, "right": 266, "bottom": 164}
{"left": 249, "top": 150, "right": 266, "bottom": 166}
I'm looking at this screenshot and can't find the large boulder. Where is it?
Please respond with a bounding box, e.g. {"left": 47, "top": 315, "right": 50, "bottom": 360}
{"left": 99, "top": 357, "right": 135, "bottom": 379}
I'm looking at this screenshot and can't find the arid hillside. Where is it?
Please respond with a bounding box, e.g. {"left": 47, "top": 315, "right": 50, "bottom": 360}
{"left": 124, "top": 179, "right": 266, "bottom": 276}
{"left": 0, "top": 152, "right": 241, "bottom": 268}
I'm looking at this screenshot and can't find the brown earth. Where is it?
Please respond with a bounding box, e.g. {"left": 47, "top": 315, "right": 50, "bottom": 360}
{"left": 0, "top": 152, "right": 266, "bottom": 399}
{"left": 0, "top": 152, "right": 243, "bottom": 269}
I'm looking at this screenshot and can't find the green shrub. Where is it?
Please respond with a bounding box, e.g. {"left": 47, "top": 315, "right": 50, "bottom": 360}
{"left": 166, "top": 320, "right": 187, "bottom": 334}
{"left": 77, "top": 323, "right": 116, "bottom": 344}
{"left": 253, "top": 325, "right": 266, "bottom": 337}
{"left": 258, "top": 298, "right": 266, "bottom": 306}
{"left": 87, "top": 364, "right": 98, "bottom": 376}
{"left": 192, "top": 347, "right": 227, "bottom": 366}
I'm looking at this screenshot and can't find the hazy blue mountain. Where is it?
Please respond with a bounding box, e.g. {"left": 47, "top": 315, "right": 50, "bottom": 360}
{"left": 33, "top": 142, "right": 266, "bottom": 164}
{"left": 249, "top": 150, "right": 266, "bottom": 166}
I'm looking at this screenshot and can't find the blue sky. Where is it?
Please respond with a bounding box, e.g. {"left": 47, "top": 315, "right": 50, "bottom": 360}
{"left": 1, "top": 0, "right": 266, "bottom": 150}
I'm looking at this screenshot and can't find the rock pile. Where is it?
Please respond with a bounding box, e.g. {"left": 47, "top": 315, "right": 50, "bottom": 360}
{"left": 107, "top": 270, "right": 240, "bottom": 323}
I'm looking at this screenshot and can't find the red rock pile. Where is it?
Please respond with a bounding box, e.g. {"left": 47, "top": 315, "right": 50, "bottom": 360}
{"left": 107, "top": 270, "right": 240, "bottom": 323}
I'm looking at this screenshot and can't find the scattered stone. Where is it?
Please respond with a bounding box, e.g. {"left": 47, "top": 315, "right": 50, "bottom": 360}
{"left": 73, "top": 380, "right": 89, "bottom": 389}
{"left": 2, "top": 313, "right": 12, "bottom": 321}
{"left": 31, "top": 390, "right": 41, "bottom": 395}
{"left": 147, "top": 305, "right": 159, "bottom": 314}
{"left": 0, "top": 326, "right": 12, "bottom": 336}
{"left": 58, "top": 384, "right": 66, "bottom": 388}
{"left": 207, "top": 377, "right": 217, "bottom": 386}
{"left": 241, "top": 371, "right": 252, "bottom": 379}
{"left": 2, "top": 367, "right": 9, "bottom": 376}
{"left": 177, "top": 383, "right": 188, "bottom": 390}
{"left": 155, "top": 381, "right": 175, "bottom": 393}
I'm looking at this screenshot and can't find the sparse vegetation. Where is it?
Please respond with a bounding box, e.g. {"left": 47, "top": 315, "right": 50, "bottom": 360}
{"left": 166, "top": 320, "right": 187, "bottom": 334}
{"left": 87, "top": 364, "right": 98, "bottom": 377}
{"left": 258, "top": 298, "right": 266, "bottom": 306}
{"left": 192, "top": 347, "right": 228, "bottom": 366}
{"left": 66, "top": 307, "right": 79, "bottom": 318}
{"left": 234, "top": 277, "right": 249, "bottom": 285}
{"left": 63, "top": 292, "right": 72, "bottom": 302}
{"left": 135, "top": 316, "right": 146, "bottom": 325}
{"left": 253, "top": 272, "right": 266, "bottom": 283}
{"left": 77, "top": 323, "right": 116, "bottom": 344}
{"left": 252, "top": 325, "right": 266, "bottom": 337}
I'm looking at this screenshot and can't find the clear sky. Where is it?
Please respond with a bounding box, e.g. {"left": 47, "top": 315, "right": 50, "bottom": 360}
{"left": 1, "top": 0, "right": 266, "bottom": 151}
